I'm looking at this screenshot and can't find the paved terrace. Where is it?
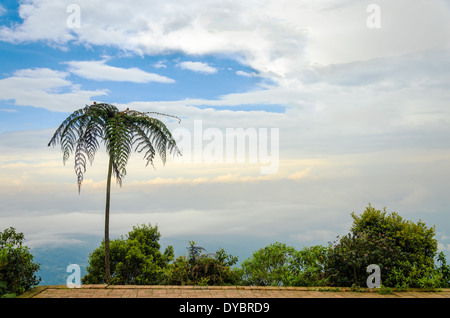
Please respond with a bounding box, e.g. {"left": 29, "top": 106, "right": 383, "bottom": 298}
{"left": 20, "top": 285, "right": 450, "bottom": 298}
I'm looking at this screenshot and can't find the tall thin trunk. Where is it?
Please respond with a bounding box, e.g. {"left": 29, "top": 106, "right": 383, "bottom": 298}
{"left": 105, "top": 155, "right": 113, "bottom": 284}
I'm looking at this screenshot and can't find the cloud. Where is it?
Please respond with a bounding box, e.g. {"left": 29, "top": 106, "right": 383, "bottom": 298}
{"left": 0, "top": 1, "right": 74, "bottom": 44}
{"left": 65, "top": 60, "right": 175, "bottom": 83}
{"left": 0, "top": 68, "right": 107, "bottom": 112}
{"left": 0, "top": 4, "right": 6, "bottom": 16}
{"left": 177, "top": 61, "right": 218, "bottom": 74}
{"left": 290, "top": 230, "right": 337, "bottom": 243}
{"left": 288, "top": 168, "right": 312, "bottom": 180}
{"left": 153, "top": 60, "right": 167, "bottom": 69}
{"left": 2, "top": 0, "right": 449, "bottom": 85}
{"left": 1, "top": 124, "right": 450, "bottom": 252}
{"left": 2, "top": 212, "right": 104, "bottom": 248}
{"left": 236, "top": 70, "right": 256, "bottom": 77}
{"left": 0, "top": 0, "right": 304, "bottom": 80}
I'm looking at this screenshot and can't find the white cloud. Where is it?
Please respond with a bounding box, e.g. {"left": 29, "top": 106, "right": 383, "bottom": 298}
{"left": 65, "top": 60, "right": 175, "bottom": 83}
{"left": 0, "top": 1, "right": 74, "bottom": 44}
{"left": 0, "top": 0, "right": 301, "bottom": 80}
{"left": 177, "top": 61, "right": 218, "bottom": 74}
{"left": 1, "top": 124, "right": 450, "bottom": 252}
{"left": 153, "top": 60, "right": 167, "bottom": 69}
{"left": 0, "top": 68, "right": 107, "bottom": 112}
{"left": 236, "top": 70, "right": 255, "bottom": 77}
{"left": 0, "top": 4, "right": 7, "bottom": 16}
{"left": 2, "top": 0, "right": 449, "bottom": 84}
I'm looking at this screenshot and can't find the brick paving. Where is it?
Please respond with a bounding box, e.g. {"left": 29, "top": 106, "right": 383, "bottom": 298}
{"left": 20, "top": 285, "right": 450, "bottom": 298}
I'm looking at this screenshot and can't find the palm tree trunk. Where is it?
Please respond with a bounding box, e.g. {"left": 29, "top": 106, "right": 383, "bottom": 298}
{"left": 104, "top": 155, "right": 113, "bottom": 284}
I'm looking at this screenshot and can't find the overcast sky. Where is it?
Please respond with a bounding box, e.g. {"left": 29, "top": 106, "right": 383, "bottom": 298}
{"left": 1, "top": 0, "right": 450, "bottom": 261}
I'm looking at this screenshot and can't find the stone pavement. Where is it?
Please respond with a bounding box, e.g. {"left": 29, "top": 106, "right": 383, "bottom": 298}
{"left": 20, "top": 285, "right": 450, "bottom": 298}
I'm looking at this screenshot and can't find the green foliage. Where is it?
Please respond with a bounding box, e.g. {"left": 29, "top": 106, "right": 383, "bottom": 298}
{"left": 239, "top": 242, "right": 296, "bottom": 286}
{"left": 82, "top": 224, "right": 173, "bottom": 285}
{"left": 325, "top": 204, "right": 444, "bottom": 288}
{"left": 83, "top": 227, "right": 240, "bottom": 286}
{"left": 350, "top": 204, "right": 437, "bottom": 269}
{"left": 238, "top": 206, "right": 447, "bottom": 289}
{"left": 225, "top": 205, "right": 448, "bottom": 289}
{"left": 325, "top": 231, "right": 405, "bottom": 287}
{"left": 0, "top": 227, "right": 41, "bottom": 297}
{"left": 436, "top": 251, "right": 450, "bottom": 288}
{"left": 378, "top": 284, "right": 394, "bottom": 294}
{"left": 239, "top": 242, "right": 329, "bottom": 287}
{"left": 165, "top": 241, "right": 240, "bottom": 286}
{"left": 289, "top": 245, "right": 330, "bottom": 287}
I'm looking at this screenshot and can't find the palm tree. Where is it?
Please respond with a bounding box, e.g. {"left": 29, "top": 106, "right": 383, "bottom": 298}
{"left": 48, "top": 102, "right": 181, "bottom": 284}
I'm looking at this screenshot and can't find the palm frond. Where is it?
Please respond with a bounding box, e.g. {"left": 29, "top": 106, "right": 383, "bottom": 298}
{"left": 74, "top": 138, "right": 87, "bottom": 192}
{"left": 122, "top": 109, "right": 181, "bottom": 124}
{"left": 49, "top": 103, "right": 180, "bottom": 191}
{"left": 103, "top": 115, "right": 133, "bottom": 186}
{"left": 48, "top": 104, "right": 115, "bottom": 191}
{"left": 126, "top": 113, "right": 181, "bottom": 167}
{"left": 48, "top": 107, "right": 85, "bottom": 164}
{"left": 130, "top": 124, "right": 156, "bottom": 167}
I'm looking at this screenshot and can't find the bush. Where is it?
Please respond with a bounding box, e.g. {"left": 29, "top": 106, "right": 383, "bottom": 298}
{"left": 436, "top": 252, "right": 450, "bottom": 288}
{"left": 289, "top": 245, "right": 329, "bottom": 287}
{"left": 325, "top": 231, "right": 405, "bottom": 287}
{"left": 82, "top": 223, "right": 173, "bottom": 285}
{"left": 0, "top": 227, "right": 41, "bottom": 297}
{"left": 165, "top": 241, "right": 240, "bottom": 286}
{"left": 239, "top": 242, "right": 296, "bottom": 286}
{"left": 239, "top": 242, "right": 329, "bottom": 287}
{"left": 325, "top": 204, "right": 444, "bottom": 288}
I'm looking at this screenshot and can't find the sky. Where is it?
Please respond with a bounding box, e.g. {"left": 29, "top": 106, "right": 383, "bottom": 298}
{"left": 1, "top": 0, "right": 450, "bottom": 268}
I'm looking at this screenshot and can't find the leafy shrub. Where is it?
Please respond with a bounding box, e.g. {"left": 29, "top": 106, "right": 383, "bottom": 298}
{"left": 82, "top": 223, "right": 173, "bottom": 285}
{"left": 239, "top": 242, "right": 329, "bottom": 287}
{"left": 289, "top": 245, "right": 330, "bottom": 287}
{"left": 0, "top": 227, "right": 41, "bottom": 297}
{"left": 325, "top": 231, "right": 405, "bottom": 287}
{"left": 325, "top": 204, "right": 444, "bottom": 288}
{"left": 239, "top": 242, "right": 296, "bottom": 286}
{"left": 350, "top": 204, "right": 437, "bottom": 269}
{"left": 436, "top": 252, "right": 450, "bottom": 288}
{"left": 165, "top": 241, "right": 240, "bottom": 286}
